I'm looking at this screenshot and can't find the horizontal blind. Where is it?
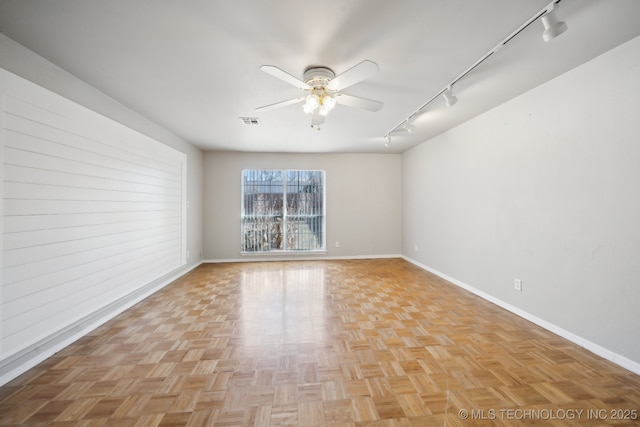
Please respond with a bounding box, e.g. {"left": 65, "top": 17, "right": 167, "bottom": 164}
{"left": 0, "top": 69, "right": 187, "bottom": 361}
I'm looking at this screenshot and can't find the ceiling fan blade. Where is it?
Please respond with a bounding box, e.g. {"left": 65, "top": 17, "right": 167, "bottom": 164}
{"left": 255, "top": 97, "right": 305, "bottom": 112}
{"left": 327, "top": 60, "right": 379, "bottom": 91}
{"left": 336, "top": 94, "right": 383, "bottom": 112}
{"left": 260, "top": 65, "right": 310, "bottom": 90}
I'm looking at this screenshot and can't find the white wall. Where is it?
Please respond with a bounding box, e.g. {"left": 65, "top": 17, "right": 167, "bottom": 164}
{"left": 0, "top": 34, "right": 204, "bottom": 266}
{"left": 403, "top": 35, "right": 640, "bottom": 368}
{"left": 0, "top": 34, "right": 204, "bottom": 384}
{"left": 204, "top": 151, "right": 402, "bottom": 260}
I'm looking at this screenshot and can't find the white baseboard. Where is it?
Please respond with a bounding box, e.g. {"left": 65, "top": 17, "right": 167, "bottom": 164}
{"left": 402, "top": 256, "right": 640, "bottom": 376}
{"left": 0, "top": 261, "right": 203, "bottom": 387}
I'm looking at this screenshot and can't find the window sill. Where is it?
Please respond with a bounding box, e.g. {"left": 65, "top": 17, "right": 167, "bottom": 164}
{"left": 241, "top": 250, "right": 327, "bottom": 256}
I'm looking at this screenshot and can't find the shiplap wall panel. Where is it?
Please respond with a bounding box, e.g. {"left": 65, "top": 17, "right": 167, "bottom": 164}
{"left": 0, "top": 69, "right": 187, "bottom": 361}
{"left": 4, "top": 243, "right": 178, "bottom": 317}
{"left": 4, "top": 145, "right": 180, "bottom": 189}
{"left": 3, "top": 224, "right": 180, "bottom": 279}
{"left": 2, "top": 226, "right": 180, "bottom": 267}
{"left": 4, "top": 228, "right": 179, "bottom": 286}
{"left": 4, "top": 210, "right": 179, "bottom": 233}
{"left": 3, "top": 251, "right": 178, "bottom": 352}
{"left": 4, "top": 245, "right": 178, "bottom": 320}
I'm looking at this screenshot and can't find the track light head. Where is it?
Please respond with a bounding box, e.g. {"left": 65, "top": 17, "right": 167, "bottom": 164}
{"left": 403, "top": 120, "right": 414, "bottom": 134}
{"left": 443, "top": 87, "right": 458, "bottom": 107}
{"left": 541, "top": 5, "right": 568, "bottom": 42}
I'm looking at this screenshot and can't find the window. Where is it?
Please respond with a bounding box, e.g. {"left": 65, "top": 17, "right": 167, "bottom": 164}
{"left": 242, "top": 169, "right": 325, "bottom": 253}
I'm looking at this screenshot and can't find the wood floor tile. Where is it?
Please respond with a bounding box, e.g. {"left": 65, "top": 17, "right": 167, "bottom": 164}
{"left": 1, "top": 259, "right": 639, "bottom": 426}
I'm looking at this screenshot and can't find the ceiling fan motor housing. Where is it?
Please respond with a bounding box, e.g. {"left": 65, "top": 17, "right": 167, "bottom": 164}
{"left": 303, "top": 66, "right": 335, "bottom": 87}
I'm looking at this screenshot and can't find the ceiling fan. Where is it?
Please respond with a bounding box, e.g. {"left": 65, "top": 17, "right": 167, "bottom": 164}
{"left": 256, "top": 60, "right": 383, "bottom": 128}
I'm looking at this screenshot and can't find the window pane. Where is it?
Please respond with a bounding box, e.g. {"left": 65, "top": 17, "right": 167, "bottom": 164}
{"left": 286, "top": 170, "right": 324, "bottom": 251}
{"left": 242, "top": 170, "right": 284, "bottom": 252}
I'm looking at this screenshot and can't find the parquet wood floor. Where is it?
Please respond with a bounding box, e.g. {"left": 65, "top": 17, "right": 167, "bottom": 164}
{"left": 1, "top": 259, "right": 639, "bottom": 426}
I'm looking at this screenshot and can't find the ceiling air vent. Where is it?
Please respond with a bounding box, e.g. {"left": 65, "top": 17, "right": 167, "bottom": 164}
{"left": 240, "top": 117, "right": 260, "bottom": 125}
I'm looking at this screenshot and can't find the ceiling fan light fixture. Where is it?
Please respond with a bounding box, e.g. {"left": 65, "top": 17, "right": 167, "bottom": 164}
{"left": 305, "top": 94, "right": 319, "bottom": 109}
{"left": 323, "top": 95, "right": 337, "bottom": 110}
{"left": 541, "top": 5, "right": 567, "bottom": 42}
{"left": 318, "top": 104, "right": 330, "bottom": 116}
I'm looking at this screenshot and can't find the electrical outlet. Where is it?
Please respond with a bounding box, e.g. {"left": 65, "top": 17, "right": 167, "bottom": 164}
{"left": 335, "top": 241, "right": 340, "bottom": 248}
{"left": 514, "top": 279, "right": 522, "bottom": 292}
{"left": 414, "top": 244, "right": 419, "bottom": 252}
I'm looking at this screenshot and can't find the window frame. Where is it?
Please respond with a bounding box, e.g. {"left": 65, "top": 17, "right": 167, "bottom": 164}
{"left": 240, "top": 169, "right": 326, "bottom": 254}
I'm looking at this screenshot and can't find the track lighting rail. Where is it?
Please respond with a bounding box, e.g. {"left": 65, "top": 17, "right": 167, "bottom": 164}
{"left": 383, "top": 0, "right": 564, "bottom": 145}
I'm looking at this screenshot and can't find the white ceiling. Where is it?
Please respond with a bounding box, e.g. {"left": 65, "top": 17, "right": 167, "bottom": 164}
{"left": 1, "top": 0, "right": 639, "bottom": 154}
